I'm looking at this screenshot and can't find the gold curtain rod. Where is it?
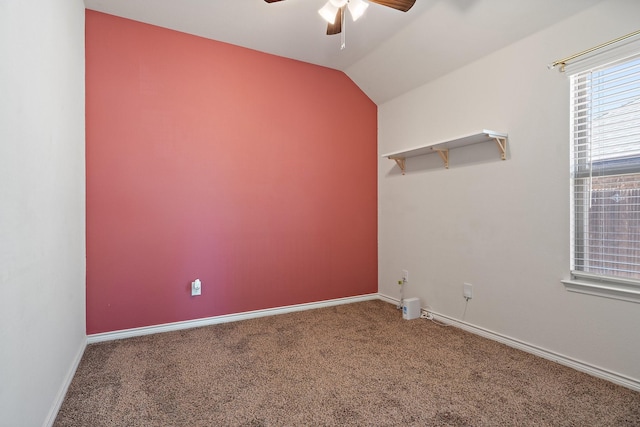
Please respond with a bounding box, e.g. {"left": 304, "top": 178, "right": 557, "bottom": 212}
{"left": 548, "top": 29, "right": 640, "bottom": 72}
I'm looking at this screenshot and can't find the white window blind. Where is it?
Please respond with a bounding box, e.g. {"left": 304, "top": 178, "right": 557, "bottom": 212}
{"left": 570, "top": 53, "right": 640, "bottom": 283}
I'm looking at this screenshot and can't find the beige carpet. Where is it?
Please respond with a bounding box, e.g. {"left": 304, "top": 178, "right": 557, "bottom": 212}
{"left": 54, "top": 300, "right": 639, "bottom": 426}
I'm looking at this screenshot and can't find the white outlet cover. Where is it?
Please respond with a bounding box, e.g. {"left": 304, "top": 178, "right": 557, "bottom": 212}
{"left": 192, "top": 279, "right": 202, "bottom": 296}
{"left": 463, "top": 283, "right": 473, "bottom": 298}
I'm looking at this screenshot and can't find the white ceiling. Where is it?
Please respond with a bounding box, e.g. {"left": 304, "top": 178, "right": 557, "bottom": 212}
{"left": 83, "top": 0, "right": 602, "bottom": 104}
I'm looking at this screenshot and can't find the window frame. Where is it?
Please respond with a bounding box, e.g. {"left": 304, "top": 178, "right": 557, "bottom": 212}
{"left": 562, "top": 52, "right": 640, "bottom": 304}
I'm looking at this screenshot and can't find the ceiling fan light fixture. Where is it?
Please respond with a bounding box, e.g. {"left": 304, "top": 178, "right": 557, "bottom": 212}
{"left": 318, "top": 2, "right": 339, "bottom": 24}
{"left": 347, "top": 0, "right": 369, "bottom": 21}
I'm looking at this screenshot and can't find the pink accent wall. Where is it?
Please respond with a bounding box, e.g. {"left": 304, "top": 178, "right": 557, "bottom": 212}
{"left": 85, "top": 11, "right": 378, "bottom": 334}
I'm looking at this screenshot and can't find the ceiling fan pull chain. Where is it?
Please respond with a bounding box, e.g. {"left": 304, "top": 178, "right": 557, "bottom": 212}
{"left": 340, "top": 6, "right": 346, "bottom": 50}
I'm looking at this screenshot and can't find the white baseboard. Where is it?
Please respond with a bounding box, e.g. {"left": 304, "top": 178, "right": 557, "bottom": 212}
{"left": 87, "top": 293, "right": 379, "bottom": 344}
{"left": 377, "top": 293, "right": 639, "bottom": 392}
{"left": 44, "top": 337, "right": 87, "bottom": 427}
{"left": 377, "top": 293, "right": 401, "bottom": 306}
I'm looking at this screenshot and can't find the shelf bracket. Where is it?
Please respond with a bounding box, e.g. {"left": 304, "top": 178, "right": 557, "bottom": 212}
{"left": 433, "top": 148, "right": 449, "bottom": 169}
{"left": 391, "top": 157, "right": 406, "bottom": 175}
{"left": 493, "top": 136, "right": 507, "bottom": 160}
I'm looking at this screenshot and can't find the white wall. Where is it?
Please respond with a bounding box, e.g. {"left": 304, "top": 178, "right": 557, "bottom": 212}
{"left": 0, "top": 0, "right": 86, "bottom": 425}
{"left": 379, "top": 0, "right": 640, "bottom": 386}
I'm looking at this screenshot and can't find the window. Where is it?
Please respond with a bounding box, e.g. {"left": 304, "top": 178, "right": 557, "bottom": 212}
{"left": 565, "top": 53, "right": 640, "bottom": 303}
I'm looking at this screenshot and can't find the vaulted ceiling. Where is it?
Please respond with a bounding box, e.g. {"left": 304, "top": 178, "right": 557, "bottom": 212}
{"left": 84, "top": 0, "right": 602, "bottom": 104}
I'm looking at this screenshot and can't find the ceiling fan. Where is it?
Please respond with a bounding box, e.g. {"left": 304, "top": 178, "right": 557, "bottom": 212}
{"left": 264, "top": 0, "right": 416, "bottom": 36}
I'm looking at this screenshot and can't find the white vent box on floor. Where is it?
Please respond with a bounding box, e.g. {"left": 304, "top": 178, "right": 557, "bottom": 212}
{"left": 402, "top": 297, "right": 420, "bottom": 320}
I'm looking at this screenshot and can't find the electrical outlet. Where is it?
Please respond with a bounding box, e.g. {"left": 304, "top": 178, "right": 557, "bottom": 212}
{"left": 463, "top": 282, "right": 473, "bottom": 300}
{"left": 402, "top": 269, "right": 409, "bottom": 282}
{"left": 191, "top": 279, "right": 202, "bottom": 296}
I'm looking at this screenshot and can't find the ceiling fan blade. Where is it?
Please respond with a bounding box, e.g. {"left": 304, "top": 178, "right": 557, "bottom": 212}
{"left": 264, "top": 0, "right": 285, "bottom": 3}
{"left": 368, "top": 0, "right": 416, "bottom": 12}
{"left": 326, "top": 6, "right": 344, "bottom": 35}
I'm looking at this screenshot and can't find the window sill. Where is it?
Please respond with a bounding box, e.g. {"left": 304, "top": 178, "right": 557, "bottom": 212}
{"left": 561, "top": 278, "right": 640, "bottom": 304}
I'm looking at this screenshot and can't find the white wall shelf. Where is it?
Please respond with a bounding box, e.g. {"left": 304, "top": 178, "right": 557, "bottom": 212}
{"left": 382, "top": 129, "right": 508, "bottom": 174}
